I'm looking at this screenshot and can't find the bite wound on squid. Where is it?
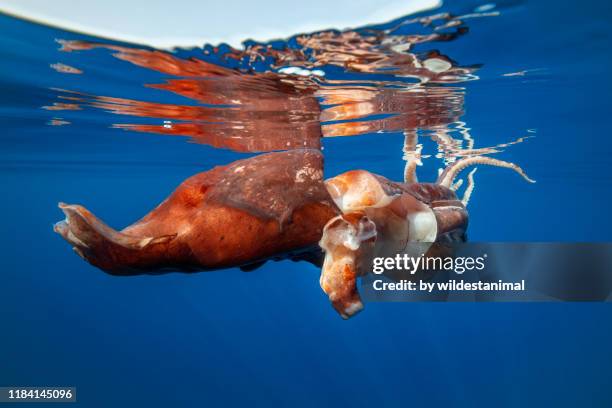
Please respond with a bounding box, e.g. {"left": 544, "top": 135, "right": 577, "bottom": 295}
{"left": 318, "top": 155, "right": 536, "bottom": 318}
{"left": 319, "top": 170, "right": 445, "bottom": 318}
{"left": 319, "top": 212, "right": 376, "bottom": 319}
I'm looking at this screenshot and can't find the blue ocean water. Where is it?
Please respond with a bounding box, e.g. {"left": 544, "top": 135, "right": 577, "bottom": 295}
{"left": 1, "top": 0, "right": 612, "bottom": 406}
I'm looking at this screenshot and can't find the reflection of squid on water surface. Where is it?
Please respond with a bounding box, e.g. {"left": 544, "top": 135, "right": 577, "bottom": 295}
{"left": 48, "top": 10, "right": 481, "bottom": 153}
{"left": 55, "top": 148, "right": 534, "bottom": 319}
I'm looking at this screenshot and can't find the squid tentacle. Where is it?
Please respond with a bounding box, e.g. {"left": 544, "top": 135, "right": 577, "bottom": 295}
{"left": 437, "top": 155, "right": 535, "bottom": 188}
{"left": 461, "top": 167, "right": 478, "bottom": 206}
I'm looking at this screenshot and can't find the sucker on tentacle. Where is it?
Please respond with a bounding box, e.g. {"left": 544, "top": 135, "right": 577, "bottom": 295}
{"left": 436, "top": 155, "right": 535, "bottom": 188}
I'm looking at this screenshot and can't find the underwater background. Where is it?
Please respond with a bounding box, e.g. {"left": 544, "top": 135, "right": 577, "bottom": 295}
{"left": 2, "top": 0, "right": 612, "bottom": 406}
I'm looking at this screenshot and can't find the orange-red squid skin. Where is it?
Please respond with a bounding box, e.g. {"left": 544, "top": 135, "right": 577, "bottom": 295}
{"left": 54, "top": 149, "right": 470, "bottom": 276}
{"left": 54, "top": 150, "right": 339, "bottom": 275}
